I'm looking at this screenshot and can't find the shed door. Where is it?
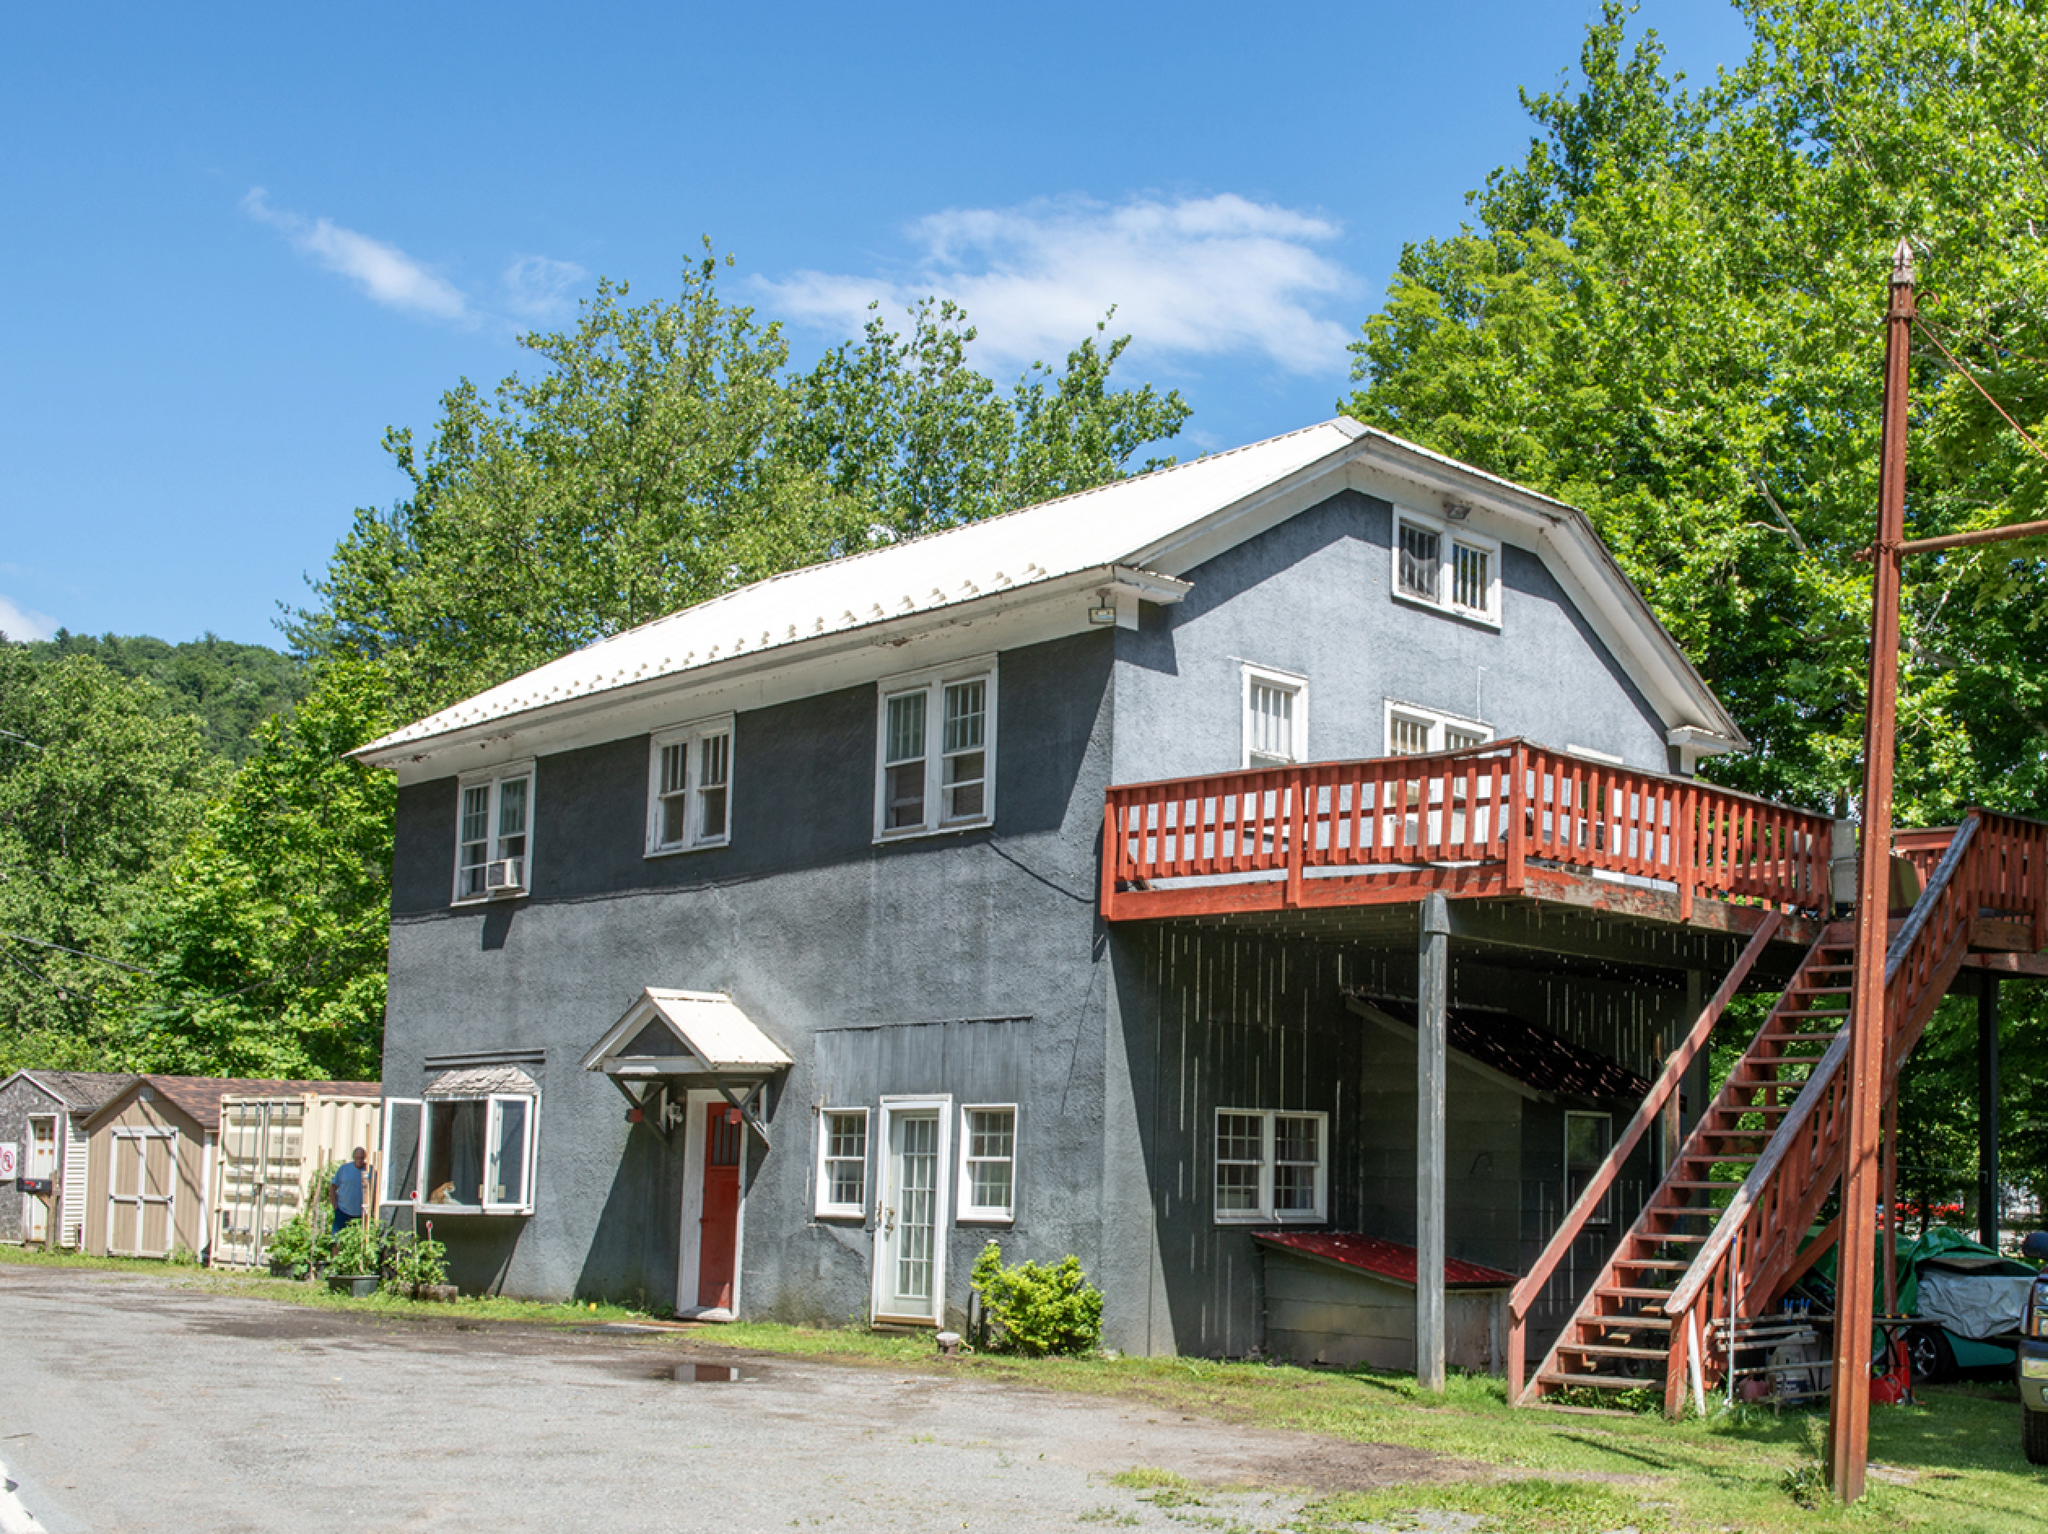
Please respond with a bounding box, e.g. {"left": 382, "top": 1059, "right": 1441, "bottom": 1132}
{"left": 108, "top": 1131, "right": 176, "bottom": 1258}
{"left": 25, "top": 1116, "right": 56, "bottom": 1242}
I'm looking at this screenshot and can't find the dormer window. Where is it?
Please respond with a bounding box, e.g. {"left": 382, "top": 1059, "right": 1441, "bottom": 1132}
{"left": 1391, "top": 510, "right": 1500, "bottom": 625}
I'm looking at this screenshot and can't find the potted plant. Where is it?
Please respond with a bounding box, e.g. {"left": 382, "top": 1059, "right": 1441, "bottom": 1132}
{"left": 383, "top": 1226, "right": 452, "bottom": 1300}
{"left": 264, "top": 1212, "right": 330, "bottom": 1280}
{"left": 326, "top": 1217, "right": 386, "bottom": 1297}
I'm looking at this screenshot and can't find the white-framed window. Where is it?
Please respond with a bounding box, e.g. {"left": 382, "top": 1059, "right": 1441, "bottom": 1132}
{"left": 1391, "top": 509, "right": 1501, "bottom": 625}
{"left": 1213, "top": 1108, "right": 1327, "bottom": 1224}
{"left": 1384, "top": 702, "right": 1492, "bottom": 757}
{"left": 454, "top": 762, "right": 536, "bottom": 903}
{"left": 956, "top": 1104, "right": 1017, "bottom": 1222}
{"left": 648, "top": 715, "right": 735, "bottom": 855}
{"left": 815, "top": 1107, "right": 869, "bottom": 1219}
{"left": 875, "top": 657, "right": 997, "bottom": 840}
{"left": 1565, "top": 1110, "right": 1614, "bottom": 1226}
{"left": 1240, "top": 664, "right": 1307, "bottom": 768}
{"left": 416, "top": 1093, "right": 539, "bottom": 1215}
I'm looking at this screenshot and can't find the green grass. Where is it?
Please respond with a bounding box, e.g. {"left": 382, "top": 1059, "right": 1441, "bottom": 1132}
{"left": 9, "top": 1245, "right": 2043, "bottom": 1531}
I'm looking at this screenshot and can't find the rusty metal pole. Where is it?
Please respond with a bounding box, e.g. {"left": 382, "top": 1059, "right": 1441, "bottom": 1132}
{"left": 1827, "top": 239, "right": 1916, "bottom": 1505}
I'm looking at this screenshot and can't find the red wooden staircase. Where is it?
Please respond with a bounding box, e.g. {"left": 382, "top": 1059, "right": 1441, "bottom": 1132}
{"left": 1509, "top": 809, "right": 2048, "bottom": 1411}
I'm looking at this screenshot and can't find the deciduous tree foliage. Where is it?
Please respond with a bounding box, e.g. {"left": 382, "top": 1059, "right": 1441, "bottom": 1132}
{"left": 1343, "top": 0, "right": 2048, "bottom": 1217}
{"left": 0, "top": 648, "right": 223, "bottom": 1072}
{"left": 111, "top": 662, "right": 396, "bottom": 1080}
{"left": 293, "top": 252, "right": 1189, "bottom": 722}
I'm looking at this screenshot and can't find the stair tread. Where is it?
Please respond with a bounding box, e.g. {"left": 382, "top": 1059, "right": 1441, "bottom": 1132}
{"left": 1580, "top": 1314, "right": 1674, "bottom": 1330}
{"left": 1558, "top": 1342, "right": 1668, "bottom": 1359}
{"left": 1610, "top": 1257, "right": 1691, "bottom": 1269}
{"left": 1534, "top": 1372, "right": 1655, "bottom": 1390}
{"left": 1598, "top": 1287, "right": 1678, "bottom": 1300}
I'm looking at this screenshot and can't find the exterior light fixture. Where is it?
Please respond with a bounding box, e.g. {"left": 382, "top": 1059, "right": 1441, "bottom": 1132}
{"left": 1443, "top": 500, "right": 1473, "bottom": 522}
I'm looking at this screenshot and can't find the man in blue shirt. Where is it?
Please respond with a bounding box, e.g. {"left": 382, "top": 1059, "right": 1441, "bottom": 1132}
{"left": 330, "top": 1146, "right": 368, "bottom": 1233}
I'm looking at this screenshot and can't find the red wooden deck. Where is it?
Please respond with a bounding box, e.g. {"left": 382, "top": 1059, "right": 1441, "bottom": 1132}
{"left": 1100, "top": 740, "right": 1839, "bottom": 924}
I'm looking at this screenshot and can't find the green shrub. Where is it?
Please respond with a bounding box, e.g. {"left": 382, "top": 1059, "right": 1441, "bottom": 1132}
{"left": 384, "top": 1228, "right": 450, "bottom": 1295}
{"left": 264, "top": 1211, "right": 330, "bottom": 1279}
{"left": 328, "top": 1214, "right": 387, "bottom": 1276}
{"left": 969, "top": 1240, "right": 1104, "bottom": 1356}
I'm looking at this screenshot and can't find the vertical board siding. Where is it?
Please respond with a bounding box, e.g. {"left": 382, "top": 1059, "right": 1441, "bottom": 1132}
{"left": 1121, "top": 922, "right": 1686, "bottom": 1360}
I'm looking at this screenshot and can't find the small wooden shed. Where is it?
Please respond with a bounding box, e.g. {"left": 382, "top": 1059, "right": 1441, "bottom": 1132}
{"left": 1255, "top": 1232, "right": 1514, "bottom": 1375}
{"left": 81, "top": 1076, "right": 379, "bottom": 1261}
{"left": 0, "top": 1071, "right": 137, "bottom": 1249}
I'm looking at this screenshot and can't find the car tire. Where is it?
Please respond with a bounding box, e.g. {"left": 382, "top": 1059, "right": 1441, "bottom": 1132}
{"left": 1906, "top": 1325, "right": 1955, "bottom": 1385}
{"left": 2024, "top": 1405, "right": 2048, "bottom": 1466}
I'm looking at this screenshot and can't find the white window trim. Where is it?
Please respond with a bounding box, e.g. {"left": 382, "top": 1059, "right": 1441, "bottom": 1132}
{"left": 452, "top": 759, "right": 537, "bottom": 905}
{"left": 1212, "top": 1108, "right": 1328, "bottom": 1225}
{"left": 873, "top": 655, "right": 998, "bottom": 843}
{"left": 1383, "top": 700, "right": 1493, "bottom": 757}
{"left": 1565, "top": 1109, "right": 1615, "bottom": 1228}
{"left": 1390, "top": 508, "right": 1503, "bottom": 627}
{"left": 955, "top": 1103, "right": 1018, "bottom": 1224}
{"left": 414, "top": 1091, "right": 540, "bottom": 1216}
{"left": 1239, "top": 663, "right": 1308, "bottom": 769}
{"left": 647, "top": 714, "right": 736, "bottom": 856}
{"left": 378, "top": 1097, "right": 424, "bottom": 1208}
{"left": 814, "top": 1106, "right": 870, "bottom": 1220}
{"left": 870, "top": 1095, "right": 954, "bottom": 1326}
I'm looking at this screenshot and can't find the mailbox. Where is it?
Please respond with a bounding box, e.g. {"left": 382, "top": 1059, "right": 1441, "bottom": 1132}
{"left": 16, "top": 1178, "right": 54, "bottom": 1196}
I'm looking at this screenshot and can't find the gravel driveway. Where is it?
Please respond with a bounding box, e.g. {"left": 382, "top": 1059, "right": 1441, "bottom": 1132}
{"left": 0, "top": 1265, "right": 1467, "bottom": 1534}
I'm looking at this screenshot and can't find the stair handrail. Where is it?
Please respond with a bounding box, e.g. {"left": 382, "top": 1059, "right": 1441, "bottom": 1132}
{"left": 1508, "top": 910, "right": 1783, "bottom": 1326}
{"left": 1662, "top": 813, "right": 1982, "bottom": 1321}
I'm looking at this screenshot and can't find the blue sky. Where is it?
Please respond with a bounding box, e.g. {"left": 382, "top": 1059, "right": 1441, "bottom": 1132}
{"left": 0, "top": 2, "right": 1753, "bottom": 648}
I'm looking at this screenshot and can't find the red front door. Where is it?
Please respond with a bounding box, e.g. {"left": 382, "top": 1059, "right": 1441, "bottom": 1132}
{"left": 697, "top": 1104, "right": 742, "bottom": 1309}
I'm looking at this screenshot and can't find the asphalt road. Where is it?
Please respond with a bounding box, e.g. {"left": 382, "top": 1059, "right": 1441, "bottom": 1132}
{"left": 0, "top": 1265, "right": 1462, "bottom": 1534}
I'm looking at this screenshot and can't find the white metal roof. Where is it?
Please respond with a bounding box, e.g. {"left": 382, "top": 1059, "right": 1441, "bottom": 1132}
{"left": 355, "top": 416, "right": 1746, "bottom": 762}
{"left": 358, "top": 420, "right": 1361, "bottom": 757}
{"left": 582, "top": 989, "right": 794, "bottom": 1075}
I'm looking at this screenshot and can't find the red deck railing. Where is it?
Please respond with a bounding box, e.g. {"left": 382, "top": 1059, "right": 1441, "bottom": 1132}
{"left": 1100, "top": 739, "right": 1838, "bottom": 922}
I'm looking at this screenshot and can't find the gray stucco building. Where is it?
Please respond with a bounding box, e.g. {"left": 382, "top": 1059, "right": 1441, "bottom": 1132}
{"left": 362, "top": 418, "right": 1820, "bottom": 1363}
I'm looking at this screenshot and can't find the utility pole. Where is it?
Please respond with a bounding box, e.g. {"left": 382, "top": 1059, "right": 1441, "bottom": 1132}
{"left": 1827, "top": 239, "right": 1915, "bottom": 1505}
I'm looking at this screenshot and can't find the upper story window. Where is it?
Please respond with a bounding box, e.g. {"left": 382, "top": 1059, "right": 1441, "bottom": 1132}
{"left": 1385, "top": 702, "right": 1491, "bottom": 757}
{"left": 454, "top": 762, "right": 535, "bottom": 903}
{"left": 1391, "top": 509, "right": 1501, "bottom": 625}
{"left": 1241, "top": 664, "right": 1307, "bottom": 768}
{"left": 648, "top": 715, "right": 734, "bottom": 856}
{"left": 875, "top": 657, "right": 997, "bottom": 840}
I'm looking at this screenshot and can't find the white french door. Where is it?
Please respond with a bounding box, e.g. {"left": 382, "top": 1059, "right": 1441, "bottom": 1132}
{"left": 871, "top": 1100, "right": 951, "bottom": 1325}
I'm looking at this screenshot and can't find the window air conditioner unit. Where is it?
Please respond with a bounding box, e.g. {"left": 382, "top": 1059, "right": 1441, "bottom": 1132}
{"left": 483, "top": 858, "right": 525, "bottom": 895}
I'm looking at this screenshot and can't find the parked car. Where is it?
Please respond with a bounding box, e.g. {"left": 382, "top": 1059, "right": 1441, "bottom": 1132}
{"left": 2019, "top": 1232, "right": 2048, "bottom": 1465}
{"left": 1796, "top": 1226, "right": 2038, "bottom": 1383}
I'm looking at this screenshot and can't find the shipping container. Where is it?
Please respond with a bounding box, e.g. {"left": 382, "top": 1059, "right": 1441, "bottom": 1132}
{"left": 211, "top": 1093, "right": 381, "bottom": 1269}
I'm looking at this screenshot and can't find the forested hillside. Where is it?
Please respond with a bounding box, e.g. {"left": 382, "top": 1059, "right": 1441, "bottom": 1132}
{"left": 24, "top": 632, "right": 306, "bottom": 760}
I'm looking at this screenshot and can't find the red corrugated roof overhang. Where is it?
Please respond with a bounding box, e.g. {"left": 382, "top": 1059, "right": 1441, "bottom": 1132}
{"left": 1253, "top": 1231, "right": 1515, "bottom": 1289}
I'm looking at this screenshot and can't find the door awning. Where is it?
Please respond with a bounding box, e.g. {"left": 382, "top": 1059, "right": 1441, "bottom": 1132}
{"left": 581, "top": 990, "right": 792, "bottom": 1144}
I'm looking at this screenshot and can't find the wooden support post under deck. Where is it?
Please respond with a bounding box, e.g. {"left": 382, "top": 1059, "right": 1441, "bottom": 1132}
{"left": 1416, "top": 891, "right": 1450, "bottom": 1393}
{"left": 1980, "top": 976, "right": 2001, "bottom": 1250}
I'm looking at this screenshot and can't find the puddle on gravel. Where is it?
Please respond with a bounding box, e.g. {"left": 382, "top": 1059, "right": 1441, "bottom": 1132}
{"left": 648, "top": 1361, "right": 757, "bottom": 1383}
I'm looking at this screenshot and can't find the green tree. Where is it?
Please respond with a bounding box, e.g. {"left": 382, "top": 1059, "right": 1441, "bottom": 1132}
{"left": 294, "top": 251, "right": 1189, "bottom": 722}
{"left": 27, "top": 632, "right": 307, "bottom": 761}
{"left": 1343, "top": 0, "right": 2048, "bottom": 1230}
{"left": 113, "top": 661, "right": 396, "bottom": 1080}
{"left": 0, "top": 647, "right": 224, "bottom": 1072}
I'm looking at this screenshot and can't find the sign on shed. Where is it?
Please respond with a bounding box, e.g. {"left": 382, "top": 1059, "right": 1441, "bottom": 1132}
{"left": 0, "top": 1143, "right": 15, "bottom": 1180}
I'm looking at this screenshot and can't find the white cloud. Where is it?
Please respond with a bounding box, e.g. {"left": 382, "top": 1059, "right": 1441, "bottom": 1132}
{"left": 243, "top": 189, "right": 470, "bottom": 321}
{"left": 760, "top": 193, "right": 1356, "bottom": 376}
{"left": 0, "top": 594, "right": 58, "bottom": 642}
{"left": 501, "top": 255, "right": 589, "bottom": 319}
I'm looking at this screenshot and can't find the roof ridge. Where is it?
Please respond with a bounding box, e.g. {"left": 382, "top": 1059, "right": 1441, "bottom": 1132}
{"left": 553, "top": 419, "right": 1353, "bottom": 653}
